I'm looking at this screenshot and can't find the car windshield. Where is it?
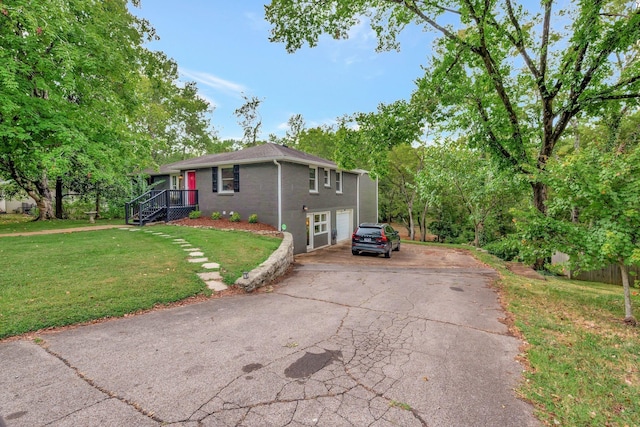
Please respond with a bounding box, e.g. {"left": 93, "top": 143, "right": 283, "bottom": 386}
{"left": 356, "top": 227, "right": 382, "bottom": 237}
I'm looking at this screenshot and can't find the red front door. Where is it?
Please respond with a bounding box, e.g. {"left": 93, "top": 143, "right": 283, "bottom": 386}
{"left": 186, "top": 171, "right": 196, "bottom": 205}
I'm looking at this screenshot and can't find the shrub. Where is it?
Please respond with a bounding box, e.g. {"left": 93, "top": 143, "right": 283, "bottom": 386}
{"left": 483, "top": 237, "right": 521, "bottom": 261}
{"left": 211, "top": 211, "right": 222, "bottom": 220}
{"left": 229, "top": 212, "right": 241, "bottom": 222}
{"left": 188, "top": 210, "right": 201, "bottom": 219}
{"left": 248, "top": 213, "right": 258, "bottom": 223}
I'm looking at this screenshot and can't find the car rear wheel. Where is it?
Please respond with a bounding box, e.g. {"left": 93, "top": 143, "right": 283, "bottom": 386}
{"left": 385, "top": 248, "right": 391, "bottom": 258}
{"left": 352, "top": 250, "right": 358, "bottom": 255}
{"left": 393, "top": 241, "right": 400, "bottom": 251}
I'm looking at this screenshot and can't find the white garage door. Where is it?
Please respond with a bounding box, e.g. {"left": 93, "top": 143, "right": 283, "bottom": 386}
{"left": 336, "top": 209, "right": 353, "bottom": 242}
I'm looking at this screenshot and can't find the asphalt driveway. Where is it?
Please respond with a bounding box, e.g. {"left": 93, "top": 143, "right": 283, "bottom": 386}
{"left": 0, "top": 242, "right": 538, "bottom": 426}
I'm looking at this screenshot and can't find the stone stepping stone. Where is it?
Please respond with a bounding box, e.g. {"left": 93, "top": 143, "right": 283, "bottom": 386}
{"left": 180, "top": 244, "right": 192, "bottom": 247}
{"left": 173, "top": 239, "right": 187, "bottom": 242}
{"left": 206, "top": 281, "right": 228, "bottom": 292}
{"left": 188, "top": 251, "right": 204, "bottom": 257}
{"left": 201, "top": 262, "right": 220, "bottom": 270}
{"left": 128, "top": 229, "right": 141, "bottom": 232}
{"left": 183, "top": 248, "right": 201, "bottom": 252}
{"left": 198, "top": 271, "right": 222, "bottom": 281}
{"left": 188, "top": 257, "right": 208, "bottom": 263}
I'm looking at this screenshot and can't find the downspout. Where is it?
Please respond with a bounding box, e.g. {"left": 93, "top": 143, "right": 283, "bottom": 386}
{"left": 273, "top": 160, "right": 282, "bottom": 230}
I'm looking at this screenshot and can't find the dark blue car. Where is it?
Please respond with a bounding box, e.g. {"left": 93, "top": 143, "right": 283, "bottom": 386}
{"left": 351, "top": 223, "right": 401, "bottom": 258}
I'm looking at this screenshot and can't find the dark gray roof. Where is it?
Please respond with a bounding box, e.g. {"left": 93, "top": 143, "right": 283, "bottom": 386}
{"left": 170, "top": 143, "right": 337, "bottom": 170}
{"left": 141, "top": 160, "right": 185, "bottom": 176}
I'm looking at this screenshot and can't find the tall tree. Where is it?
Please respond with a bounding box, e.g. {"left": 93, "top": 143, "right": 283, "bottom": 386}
{"left": 525, "top": 114, "right": 640, "bottom": 324}
{"left": 234, "top": 94, "right": 263, "bottom": 147}
{"left": 265, "top": 0, "right": 640, "bottom": 215}
{"left": 0, "top": 0, "right": 157, "bottom": 220}
{"left": 285, "top": 113, "right": 306, "bottom": 146}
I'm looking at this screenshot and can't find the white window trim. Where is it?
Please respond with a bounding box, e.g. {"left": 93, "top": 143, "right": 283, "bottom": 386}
{"left": 170, "top": 174, "right": 179, "bottom": 190}
{"left": 219, "top": 165, "right": 234, "bottom": 194}
{"left": 309, "top": 166, "right": 318, "bottom": 193}
{"left": 313, "top": 211, "right": 329, "bottom": 236}
{"left": 335, "top": 171, "right": 343, "bottom": 194}
{"left": 323, "top": 168, "right": 331, "bottom": 187}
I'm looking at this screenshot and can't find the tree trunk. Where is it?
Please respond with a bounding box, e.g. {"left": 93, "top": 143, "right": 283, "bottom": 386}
{"left": 619, "top": 263, "right": 637, "bottom": 326}
{"left": 95, "top": 192, "right": 101, "bottom": 219}
{"left": 419, "top": 200, "right": 429, "bottom": 242}
{"left": 55, "top": 177, "right": 64, "bottom": 219}
{"left": 473, "top": 221, "right": 483, "bottom": 248}
{"left": 406, "top": 206, "right": 415, "bottom": 241}
{"left": 531, "top": 181, "right": 547, "bottom": 215}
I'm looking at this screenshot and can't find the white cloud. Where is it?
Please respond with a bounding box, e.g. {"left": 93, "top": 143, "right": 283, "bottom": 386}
{"left": 179, "top": 68, "right": 247, "bottom": 98}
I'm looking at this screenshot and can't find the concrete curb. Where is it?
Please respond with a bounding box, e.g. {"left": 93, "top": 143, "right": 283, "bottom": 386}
{"left": 235, "top": 232, "right": 294, "bottom": 292}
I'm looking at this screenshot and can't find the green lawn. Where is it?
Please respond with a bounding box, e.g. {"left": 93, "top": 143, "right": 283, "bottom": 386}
{"left": 0, "top": 213, "right": 123, "bottom": 233}
{"left": 0, "top": 225, "right": 282, "bottom": 339}
{"left": 467, "top": 248, "right": 640, "bottom": 427}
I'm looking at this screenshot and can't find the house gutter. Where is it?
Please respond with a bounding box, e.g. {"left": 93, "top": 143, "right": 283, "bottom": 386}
{"left": 273, "top": 160, "right": 282, "bottom": 230}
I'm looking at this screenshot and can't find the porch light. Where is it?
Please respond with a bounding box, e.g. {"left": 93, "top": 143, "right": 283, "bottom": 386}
{"left": 302, "top": 205, "right": 308, "bottom": 211}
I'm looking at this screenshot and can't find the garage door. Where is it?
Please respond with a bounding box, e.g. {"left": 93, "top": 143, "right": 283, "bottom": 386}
{"left": 336, "top": 209, "right": 353, "bottom": 242}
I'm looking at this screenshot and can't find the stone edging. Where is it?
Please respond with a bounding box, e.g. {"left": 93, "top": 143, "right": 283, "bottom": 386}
{"left": 234, "top": 232, "right": 294, "bottom": 292}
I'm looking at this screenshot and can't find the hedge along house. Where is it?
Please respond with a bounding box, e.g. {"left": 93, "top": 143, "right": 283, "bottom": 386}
{"left": 145, "top": 143, "right": 378, "bottom": 254}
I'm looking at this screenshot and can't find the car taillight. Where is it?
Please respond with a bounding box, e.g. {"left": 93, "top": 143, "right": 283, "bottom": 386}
{"left": 379, "top": 231, "right": 388, "bottom": 242}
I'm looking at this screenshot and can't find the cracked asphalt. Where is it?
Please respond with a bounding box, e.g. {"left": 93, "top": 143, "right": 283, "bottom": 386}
{"left": 0, "top": 243, "right": 539, "bottom": 426}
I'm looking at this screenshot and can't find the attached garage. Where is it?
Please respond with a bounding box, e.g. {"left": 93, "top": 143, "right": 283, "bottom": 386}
{"left": 335, "top": 209, "right": 353, "bottom": 242}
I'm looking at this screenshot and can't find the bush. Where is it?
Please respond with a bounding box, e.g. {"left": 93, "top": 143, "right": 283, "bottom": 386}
{"left": 211, "top": 211, "right": 222, "bottom": 220}
{"left": 248, "top": 213, "right": 258, "bottom": 223}
{"left": 229, "top": 212, "right": 241, "bottom": 222}
{"left": 188, "top": 210, "right": 201, "bottom": 219}
{"left": 483, "top": 237, "right": 521, "bottom": 261}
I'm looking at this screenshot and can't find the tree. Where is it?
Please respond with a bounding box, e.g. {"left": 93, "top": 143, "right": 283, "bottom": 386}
{"left": 525, "top": 120, "right": 640, "bottom": 324}
{"left": 285, "top": 113, "right": 306, "bottom": 146}
{"left": 296, "top": 125, "right": 341, "bottom": 160}
{"left": 418, "top": 142, "right": 527, "bottom": 247}
{"left": 265, "top": 0, "right": 640, "bottom": 216}
{"left": 385, "top": 144, "right": 431, "bottom": 241}
{"left": 234, "top": 94, "right": 263, "bottom": 147}
{"left": 0, "top": 0, "right": 157, "bottom": 220}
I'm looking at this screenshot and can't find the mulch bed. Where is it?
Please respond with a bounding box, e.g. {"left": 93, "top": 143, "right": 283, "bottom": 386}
{"left": 169, "top": 217, "right": 281, "bottom": 235}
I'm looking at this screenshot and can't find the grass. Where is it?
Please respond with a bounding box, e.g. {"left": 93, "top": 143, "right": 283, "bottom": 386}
{"left": 0, "top": 223, "right": 282, "bottom": 339}
{"left": 405, "top": 241, "right": 640, "bottom": 425}
{"left": 423, "top": 242, "right": 640, "bottom": 427}
{"left": 0, "top": 213, "right": 123, "bottom": 233}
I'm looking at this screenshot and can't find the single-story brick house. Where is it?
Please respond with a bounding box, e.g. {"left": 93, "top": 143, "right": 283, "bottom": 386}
{"left": 145, "top": 143, "right": 378, "bottom": 254}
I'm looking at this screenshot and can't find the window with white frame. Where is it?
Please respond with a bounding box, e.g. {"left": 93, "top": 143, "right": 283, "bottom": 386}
{"left": 212, "top": 165, "right": 239, "bottom": 193}
{"left": 309, "top": 167, "right": 318, "bottom": 192}
{"left": 335, "top": 171, "right": 342, "bottom": 193}
{"left": 314, "top": 212, "right": 328, "bottom": 234}
{"left": 323, "top": 168, "right": 330, "bottom": 187}
{"left": 220, "top": 166, "right": 234, "bottom": 192}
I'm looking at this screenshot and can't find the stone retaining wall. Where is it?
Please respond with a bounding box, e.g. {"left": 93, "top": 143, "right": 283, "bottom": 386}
{"left": 235, "top": 232, "right": 293, "bottom": 292}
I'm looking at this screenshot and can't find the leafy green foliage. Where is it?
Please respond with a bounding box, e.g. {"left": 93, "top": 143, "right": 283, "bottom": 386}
{"left": 230, "top": 212, "right": 241, "bottom": 222}
{"left": 0, "top": 1, "right": 215, "bottom": 220}
{"left": 248, "top": 213, "right": 258, "bottom": 224}
{"left": 188, "top": 210, "right": 202, "bottom": 219}
{"left": 211, "top": 211, "right": 222, "bottom": 220}
{"left": 266, "top": 0, "right": 640, "bottom": 215}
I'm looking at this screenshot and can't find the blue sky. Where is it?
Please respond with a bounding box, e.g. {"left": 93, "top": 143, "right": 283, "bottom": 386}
{"left": 132, "top": 1, "right": 433, "bottom": 141}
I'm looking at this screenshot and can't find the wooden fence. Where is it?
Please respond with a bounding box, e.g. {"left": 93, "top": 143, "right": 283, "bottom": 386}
{"left": 552, "top": 252, "right": 638, "bottom": 287}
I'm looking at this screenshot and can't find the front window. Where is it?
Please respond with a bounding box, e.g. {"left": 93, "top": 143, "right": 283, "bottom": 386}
{"left": 314, "top": 212, "right": 328, "bottom": 234}
{"left": 220, "top": 166, "right": 234, "bottom": 192}
{"left": 323, "top": 168, "right": 330, "bottom": 187}
{"left": 309, "top": 167, "right": 318, "bottom": 192}
{"left": 335, "top": 171, "right": 342, "bottom": 193}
